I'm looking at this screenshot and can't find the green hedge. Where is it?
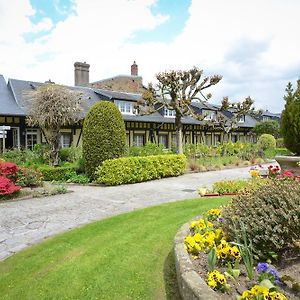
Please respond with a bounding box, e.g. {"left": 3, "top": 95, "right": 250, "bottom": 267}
{"left": 95, "top": 154, "right": 187, "bottom": 185}
{"left": 38, "top": 165, "right": 78, "bottom": 181}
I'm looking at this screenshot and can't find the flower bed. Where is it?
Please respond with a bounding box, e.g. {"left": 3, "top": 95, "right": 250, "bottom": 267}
{"left": 176, "top": 173, "right": 300, "bottom": 300}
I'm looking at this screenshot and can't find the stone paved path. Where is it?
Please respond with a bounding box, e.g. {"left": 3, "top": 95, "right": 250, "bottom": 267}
{"left": 0, "top": 165, "right": 270, "bottom": 261}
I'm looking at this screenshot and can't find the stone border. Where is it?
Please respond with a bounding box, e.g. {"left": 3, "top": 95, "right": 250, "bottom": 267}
{"left": 174, "top": 220, "right": 222, "bottom": 300}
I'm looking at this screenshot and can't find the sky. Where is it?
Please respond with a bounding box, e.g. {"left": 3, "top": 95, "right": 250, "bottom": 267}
{"left": 0, "top": 0, "right": 299, "bottom": 113}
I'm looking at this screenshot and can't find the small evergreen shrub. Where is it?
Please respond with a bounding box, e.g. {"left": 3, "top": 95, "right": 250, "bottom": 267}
{"left": 257, "top": 134, "right": 276, "bottom": 150}
{"left": 222, "top": 180, "right": 300, "bottom": 260}
{"left": 38, "top": 165, "right": 78, "bottom": 181}
{"left": 95, "top": 154, "right": 186, "bottom": 185}
{"left": 281, "top": 80, "right": 300, "bottom": 155}
{"left": 82, "top": 101, "right": 126, "bottom": 178}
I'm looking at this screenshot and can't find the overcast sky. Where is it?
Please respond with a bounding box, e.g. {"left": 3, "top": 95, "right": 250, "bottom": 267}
{"left": 0, "top": 0, "right": 299, "bottom": 112}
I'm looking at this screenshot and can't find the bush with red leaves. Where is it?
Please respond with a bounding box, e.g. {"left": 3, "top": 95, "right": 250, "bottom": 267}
{"left": 0, "top": 176, "right": 21, "bottom": 195}
{"left": 0, "top": 161, "right": 19, "bottom": 176}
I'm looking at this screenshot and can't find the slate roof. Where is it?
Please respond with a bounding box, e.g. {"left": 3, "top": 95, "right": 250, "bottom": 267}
{"left": 94, "top": 89, "right": 142, "bottom": 102}
{"left": 0, "top": 77, "right": 259, "bottom": 128}
{"left": 8, "top": 78, "right": 103, "bottom": 116}
{"left": 262, "top": 111, "right": 281, "bottom": 118}
{"left": 0, "top": 75, "right": 25, "bottom": 116}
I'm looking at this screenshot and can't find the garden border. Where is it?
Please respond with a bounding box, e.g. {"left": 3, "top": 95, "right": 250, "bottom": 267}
{"left": 174, "top": 220, "right": 222, "bottom": 300}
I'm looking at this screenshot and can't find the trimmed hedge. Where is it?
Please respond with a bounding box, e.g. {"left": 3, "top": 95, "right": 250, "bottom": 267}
{"left": 38, "top": 165, "right": 78, "bottom": 181}
{"left": 95, "top": 154, "right": 187, "bottom": 185}
{"left": 82, "top": 101, "right": 126, "bottom": 178}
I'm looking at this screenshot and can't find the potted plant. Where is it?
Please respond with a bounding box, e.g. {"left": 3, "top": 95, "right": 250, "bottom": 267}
{"left": 275, "top": 80, "right": 300, "bottom": 174}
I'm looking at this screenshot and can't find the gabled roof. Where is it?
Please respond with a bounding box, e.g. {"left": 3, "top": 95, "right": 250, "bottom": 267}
{"left": 0, "top": 75, "right": 25, "bottom": 116}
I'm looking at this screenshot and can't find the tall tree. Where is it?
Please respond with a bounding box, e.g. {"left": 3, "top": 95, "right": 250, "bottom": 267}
{"left": 26, "top": 84, "right": 82, "bottom": 166}
{"left": 136, "top": 67, "right": 253, "bottom": 153}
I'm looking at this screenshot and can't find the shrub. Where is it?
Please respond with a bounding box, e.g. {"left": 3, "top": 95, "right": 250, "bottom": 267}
{"left": 0, "top": 145, "right": 49, "bottom": 166}
{"left": 0, "top": 176, "right": 21, "bottom": 196}
{"left": 257, "top": 134, "right": 276, "bottom": 150}
{"left": 38, "top": 165, "right": 78, "bottom": 181}
{"left": 16, "top": 167, "right": 43, "bottom": 187}
{"left": 213, "top": 178, "right": 270, "bottom": 195}
{"left": 276, "top": 138, "right": 285, "bottom": 148}
{"left": 59, "top": 146, "right": 82, "bottom": 163}
{"left": 281, "top": 80, "right": 300, "bottom": 155}
{"left": 82, "top": 101, "right": 126, "bottom": 178}
{"left": 127, "top": 142, "right": 166, "bottom": 157}
{"left": 222, "top": 180, "right": 300, "bottom": 260}
{"left": 253, "top": 120, "right": 280, "bottom": 138}
{"left": 95, "top": 154, "right": 186, "bottom": 185}
{"left": 0, "top": 161, "right": 19, "bottom": 177}
{"left": 66, "top": 172, "right": 90, "bottom": 184}
{"left": 184, "top": 143, "right": 210, "bottom": 158}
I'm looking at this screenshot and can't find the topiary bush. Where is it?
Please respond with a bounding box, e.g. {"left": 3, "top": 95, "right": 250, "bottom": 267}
{"left": 281, "top": 80, "right": 300, "bottom": 155}
{"left": 257, "top": 134, "right": 276, "bottom": 150}
{"left": 222, "top": 180, "right": 300, "bottom": 260}
{"left": 82, "top": 101, "right": 126, "bottom": 178}
{"left": 95, "top": 154, "right": 186, "bottom": 185}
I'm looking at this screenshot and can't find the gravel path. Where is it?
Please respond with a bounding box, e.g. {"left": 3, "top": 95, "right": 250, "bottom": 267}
{"left": 0, "top": 165, "right": 267, "bottom": 261}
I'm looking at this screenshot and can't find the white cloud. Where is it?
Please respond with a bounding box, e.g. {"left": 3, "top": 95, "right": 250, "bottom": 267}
{"left": 0, "top": 0, "right": 300, "bottom": 112}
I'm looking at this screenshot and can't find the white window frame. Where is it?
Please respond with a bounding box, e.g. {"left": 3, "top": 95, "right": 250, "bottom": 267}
{"left": 26, "top": 129, "right": 40, "bottom": 150}
{"left": 133, "top": 134, "right": 144, "bottom": 146}
{"left": 60, "top": 133, "right": 72, "bottom": 148}
{"left": 158, "top": 134, "right": 168, "bottom": 149}
{"left": 115, "top": 100, "right": 134, "bottom": 115}
{"left": 164, "top": 108, "right": 176, "bottom": 118}
{"left": 11, "top": 127, "right": 20, "bottom": 149}
{"left": 238, "top": 115, "right": 245, "bottom": 123}
{"left": 203, "top": 110, "right": 216, "bottom": 121}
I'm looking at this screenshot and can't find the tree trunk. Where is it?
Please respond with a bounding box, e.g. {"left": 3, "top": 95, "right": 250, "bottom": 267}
{"left": 48, "top": 129, "right": 61, "bottom": 166}
{"left": 175, "top": 115, "right": 183, "bottom": 154}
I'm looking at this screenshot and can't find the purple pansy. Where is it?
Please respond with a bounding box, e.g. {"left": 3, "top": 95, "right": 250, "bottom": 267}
{"left": 256, "top": 262, "right": 269, "bottom": 273}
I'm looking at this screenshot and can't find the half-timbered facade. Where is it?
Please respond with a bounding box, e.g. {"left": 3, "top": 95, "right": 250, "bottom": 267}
{"left": 0, "top": 62, "right": 267, "bottom": 151}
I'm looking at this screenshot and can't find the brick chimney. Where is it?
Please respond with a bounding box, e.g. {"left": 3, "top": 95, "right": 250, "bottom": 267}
{"left": 74, "top": 61, "right": 90, "bottom": 86}
{"left": 131, "top": 61, "right": 138, "bottom": 76}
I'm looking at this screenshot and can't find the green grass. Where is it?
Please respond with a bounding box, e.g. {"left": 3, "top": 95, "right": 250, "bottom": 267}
{"left": 0, "top": 196, "right": 229, "bottom": 300}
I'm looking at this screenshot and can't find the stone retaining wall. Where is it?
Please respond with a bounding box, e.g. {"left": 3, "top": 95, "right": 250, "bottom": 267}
{"left": 174, "top": 221, "right": 222, "bottom": 300}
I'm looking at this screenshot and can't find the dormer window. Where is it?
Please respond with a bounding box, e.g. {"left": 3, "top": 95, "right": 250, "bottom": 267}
{"left": 164, "top": 108, "right": 176, "bottom": 117}
{"left": 238, "top": 115, "right": 245, "bottom": 123}
{"left": 115, "top": 100, "right": 134, "bottom": 115}
{"left": 203, "top": 110, "right": 216, "bottom": 120}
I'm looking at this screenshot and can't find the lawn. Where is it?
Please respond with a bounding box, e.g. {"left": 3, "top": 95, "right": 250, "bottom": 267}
{"left": 0, "top": 196, "right": 229, "bottom": 300}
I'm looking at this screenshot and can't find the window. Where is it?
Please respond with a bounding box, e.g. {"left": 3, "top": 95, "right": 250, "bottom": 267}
{"left": 26, "top": 129, "right": 39, "bottom": 150}
{"left": 203, "top": 110, "right": 216, "bottom": 120}
{"left": 158, "top": 134, "right": 168, "bottom": 148}
{"left": 61, "top": 133, "right": 71, "bottom": 148}
{"left": 116, "top": 100, "right": 134, "bottom": 114}
{"left": 164, "top": 108, "right": 176, "bottom": 117}
{"left": 133, "top": 134, "right": 144, "bottom": 146}
{"left": 238, "top": 115, "right": 245, "bottom": 123}
{"left": 262, "top": 116, "right": 271, "bottom": 121}
{"left": 12, "top": 127, "right": 20, "bottom": 149}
